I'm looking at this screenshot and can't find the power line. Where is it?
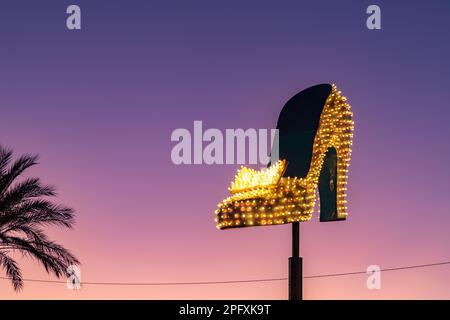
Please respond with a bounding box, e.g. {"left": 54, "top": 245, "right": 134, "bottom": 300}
{"left": 1, "top": 261, "right": 449, "bottom": 286}
{"left": 305, "top": 261, "right": 450, "bottom": 279}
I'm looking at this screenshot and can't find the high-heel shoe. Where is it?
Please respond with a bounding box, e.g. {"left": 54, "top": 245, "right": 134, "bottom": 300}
{"left": 214, "top": 84, "right": 354, "bottom": 229}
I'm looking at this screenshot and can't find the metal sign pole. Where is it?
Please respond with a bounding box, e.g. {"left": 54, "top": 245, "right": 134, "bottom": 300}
{"left": 289, "top": 222, "right": 302, "bottom": 300}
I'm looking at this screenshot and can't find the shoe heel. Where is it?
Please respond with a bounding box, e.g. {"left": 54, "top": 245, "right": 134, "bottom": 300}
{"left": 318, "top": 147, "right": 341, "bottom": 221}
{"left": 312, "top": 85, "right": 352, "bottom": 221}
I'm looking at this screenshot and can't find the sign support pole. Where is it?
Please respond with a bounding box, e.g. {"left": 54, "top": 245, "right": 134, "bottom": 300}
{"left": 289, "top": 222, "right": 302, "bottom": 300}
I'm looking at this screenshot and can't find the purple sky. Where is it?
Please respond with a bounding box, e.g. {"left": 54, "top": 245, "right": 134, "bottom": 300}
{"left": 1, "top": 0, "right": 450, "bottom": 299}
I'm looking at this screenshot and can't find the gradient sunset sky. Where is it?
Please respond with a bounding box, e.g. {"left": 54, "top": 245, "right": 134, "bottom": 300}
{"left": 1, "top": 0, "right": 450, "bottom": 299}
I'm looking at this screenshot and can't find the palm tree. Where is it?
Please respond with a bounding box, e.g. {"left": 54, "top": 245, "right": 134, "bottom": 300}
{"left": 0, "top": 145, "right": 79, "bottom": 291}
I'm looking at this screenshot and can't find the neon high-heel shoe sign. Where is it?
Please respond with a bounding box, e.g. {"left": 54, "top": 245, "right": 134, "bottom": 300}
{"left": 215, "top": 84, "right": 354, "bottom": 228}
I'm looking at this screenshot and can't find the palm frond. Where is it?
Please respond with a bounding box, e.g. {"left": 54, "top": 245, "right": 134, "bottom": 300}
{"left": 0, "top": 251, "right": 23, "bottom": 291}
{"left": 0, "top": 178, "right": 56, "bottom": 213}
{"left": 0, "top": 146, "right": 13, "bottom": 176}
{"left": 0, "top": 235, "right": 77, "bottom": 278}
{"left": 0, "top": 199, "right": 75, "bottom": 229}
{"left": 0, "top": 153, "right": 38, "bottom": 194}
{"left": 0, "top": 144, "right": 79, "bottom": 292}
